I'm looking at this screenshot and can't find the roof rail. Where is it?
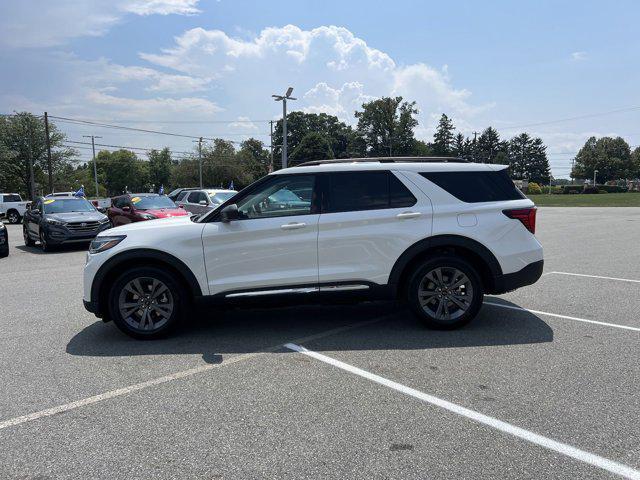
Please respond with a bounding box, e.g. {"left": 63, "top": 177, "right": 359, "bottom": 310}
{"left": 294, "top": 156, "right": 468, "bottom": 167}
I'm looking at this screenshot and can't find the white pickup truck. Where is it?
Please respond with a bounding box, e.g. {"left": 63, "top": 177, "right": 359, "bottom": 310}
{"left": 0, "top": 193, "right": 29, "bottom": 224}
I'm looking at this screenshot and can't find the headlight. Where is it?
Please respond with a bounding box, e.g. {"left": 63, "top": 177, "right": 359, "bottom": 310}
{"left": 89, "top": 235, "right": 126, "bottom": 254}
{"left": 45, "top": 217, "right": 65, "bottom": 225}
{"left": 140, "top": 213, "right": 157, "bottom": 220}
{"left": 99, "top": 217, "right": 110, "bottom": 224}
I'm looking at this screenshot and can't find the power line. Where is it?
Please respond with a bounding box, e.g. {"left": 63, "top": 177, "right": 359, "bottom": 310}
{"left": 498, "top": 106, "right": 640, "bottom": 131}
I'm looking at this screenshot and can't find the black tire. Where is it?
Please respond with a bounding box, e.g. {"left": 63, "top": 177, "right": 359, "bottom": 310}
{"left": 407, "top": 255, "right": 483, "bottom": 330}
{"left": 108, "top": 266, "right": 188, "bottom": 339}
{"left": 0, "top": 246, "right": 8, "bottom": 258}
{"left": 39, "top": 229, "right": 54, "bottom": 252}
{"left": 7, "top": 210, "right": 20, "bottom": 224}
{"left": 23, "top": 225, "right": 35, "bottom": 247}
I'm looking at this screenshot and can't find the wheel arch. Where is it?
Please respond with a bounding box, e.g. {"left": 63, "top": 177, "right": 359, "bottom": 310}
{"left": 388, "top": 235, "right": 503, "bottom": 297}
{"left": 91, "top": 249, "right": 202, "bottom": 320}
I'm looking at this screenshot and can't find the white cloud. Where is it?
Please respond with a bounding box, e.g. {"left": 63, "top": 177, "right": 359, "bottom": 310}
{"left": 0, "top": 0, "right": 202, "bottom": 48}
{"left": 571, "top": 51, "right": 587, "bottom": 61}
{"left": 140, "top": 25, "right": 486, "bottom": 134}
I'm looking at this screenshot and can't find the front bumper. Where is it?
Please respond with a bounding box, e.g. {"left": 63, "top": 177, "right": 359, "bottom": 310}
{"left": 44, "top": 222, "right": 111, "bottom": 244}
{"left": 491, "top": 260, "right": 544, "bottom": 294}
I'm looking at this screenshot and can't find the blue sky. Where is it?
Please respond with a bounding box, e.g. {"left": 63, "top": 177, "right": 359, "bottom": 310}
{"left": 1, "top": 0, "right": 638, "bottom": 177}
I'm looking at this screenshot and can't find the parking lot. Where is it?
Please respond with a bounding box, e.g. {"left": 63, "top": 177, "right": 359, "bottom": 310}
{"left": 0, "top": 207, "right": 639, "bottom": 479}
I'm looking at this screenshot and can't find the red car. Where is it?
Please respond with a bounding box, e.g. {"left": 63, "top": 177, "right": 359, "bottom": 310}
{"left": 107, "top": 193, "right": 189, "bottom": 227}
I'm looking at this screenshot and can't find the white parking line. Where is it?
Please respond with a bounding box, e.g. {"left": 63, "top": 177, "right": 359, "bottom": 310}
{"left": 0, "top": 316, "right": 389, "bottom": 432}
{"left": 484, "top": 301, "right": 640, "bottom": 332}
{"left": 546, "top": 271, "right": 640, "bottom": 284}
{"left": 285, "top": 343, "right": 640, "bottom": 480}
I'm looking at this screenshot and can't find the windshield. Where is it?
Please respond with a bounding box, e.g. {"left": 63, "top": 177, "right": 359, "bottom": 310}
{"left": 43, "top": 198, "right": 95, "bottom": 214}
{"left": 131, "top": 195, "right": 177, "bottom": 210}
{"left": 209, "top": 192, "right": 235, "bottom": 204}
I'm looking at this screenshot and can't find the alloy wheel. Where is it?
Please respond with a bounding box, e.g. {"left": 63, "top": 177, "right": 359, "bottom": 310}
{"left": 8, "top": 212, "right": 19, "bottom": 224}
{"left": 418, "top": 267, "right": 474, "bottom": 321}
{"left": 118, "top": 277, "right": 174, "bottom": 332}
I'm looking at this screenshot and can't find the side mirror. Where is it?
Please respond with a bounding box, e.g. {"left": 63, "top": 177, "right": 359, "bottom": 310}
{"left": 220, "top": 204, "right": 239, "bottom": 223}
{"left": 199, "top": 200, "right": 208, "bottom": 206}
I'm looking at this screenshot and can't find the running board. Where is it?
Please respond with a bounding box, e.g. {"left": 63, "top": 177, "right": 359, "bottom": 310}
{"left": 224, "top": 284, "right": 370, "bottom": 298}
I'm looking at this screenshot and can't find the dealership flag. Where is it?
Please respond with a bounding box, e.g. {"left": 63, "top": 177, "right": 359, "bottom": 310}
{"left": 74, "top": 185, "right": 85, "bottom": 197}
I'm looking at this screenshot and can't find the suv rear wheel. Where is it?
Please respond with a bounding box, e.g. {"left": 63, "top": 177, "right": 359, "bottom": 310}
{"left": 7, "top": 210, "right": 20, "bottom": 224}
{"left": 407, "top": 256, "right": 483, "bottom": 329}
{"left": 108, "top": 266, "right": 187, "bottom": 339}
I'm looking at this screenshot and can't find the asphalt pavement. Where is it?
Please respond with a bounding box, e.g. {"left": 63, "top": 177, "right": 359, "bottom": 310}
{"left": 0, "top": 207, "right": 639, "bottom": 479}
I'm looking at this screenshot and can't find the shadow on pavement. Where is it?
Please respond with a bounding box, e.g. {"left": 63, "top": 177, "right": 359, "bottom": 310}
{"left": 14, "top": 243, "right": 89, "bottom": 255}
{"left": 66, "top": 299, "right": 553, "bottom": 364}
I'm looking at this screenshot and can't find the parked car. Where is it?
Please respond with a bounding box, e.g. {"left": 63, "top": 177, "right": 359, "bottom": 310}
{"left": 0, "top": 193, "right": 29, "bottom": 224}
{"left": 83, "top": 157, "right": 544, "bottom": 339}
{"left": 0, "top": 221, "right": 8, "bottom": 257}
{"left": 23, "top": 196, "right": 111, "bottom": 252}
{"left": 175, "top": 189, "right": 238, "bottom": 214}
{"left": 167, "top": 187, "right": 198, "bottom": 202}
{"left": 107, "top": 193, "right": 189, "bottom": 227}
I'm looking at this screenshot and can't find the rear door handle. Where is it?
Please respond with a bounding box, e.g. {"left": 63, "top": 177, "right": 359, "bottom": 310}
{"left": 396, "top": 212, "right": 421, "bottom": 219}
{"left": 281, "top": 222, "right": 306, "bottom": 230}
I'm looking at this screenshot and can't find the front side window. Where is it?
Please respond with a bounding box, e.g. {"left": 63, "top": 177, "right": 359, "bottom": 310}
{"left": 326, "top": 171, "right": 416, "bottom": 213}
{"left": 235, "top": 175, "right": 315, "bottom": 219}
{"left": 4, "top": 194, "right": 22, "bottom": 202}
{"left": 187, "top": 191, "right": 207, "bottom": 204}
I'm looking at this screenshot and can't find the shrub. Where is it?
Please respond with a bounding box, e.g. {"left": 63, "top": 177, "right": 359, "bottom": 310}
{"left": 562, "top": 185, "right": 583, "bottom": 194}
{"left": 598, "top": 185, "right": 628, "bottom": 193}
{"left": 527, "top": 182, "right": 542, "bottom": 195}
{"left": 583, "top": 185, "right": 599, "bottom": 194}
{"left": 598, "top": 189, "right": 609, "bottom": 194}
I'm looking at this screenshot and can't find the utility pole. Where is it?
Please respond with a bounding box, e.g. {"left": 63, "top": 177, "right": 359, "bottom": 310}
{"left": 198, "top": 137, "right": 203, "bottom": 188}
{"left": 83, "top": 135, "right": 102, "bottom": 198}
{"left": 593, "top": 169, "right": 598, "bottom": 186}
{"left": 44, "top": 112, "right": 53, "bottom": 193}
{"left": 26, "top": 120, "right": 35, "bottom": 200}
{"left": 269, "top": 120, "right": 274, "bottom": 173}
{"left": 472, "top": 131, "right": 479, "bottom": 163}
{"left": 272, "top": 87, "right": 296, "bottom": 169}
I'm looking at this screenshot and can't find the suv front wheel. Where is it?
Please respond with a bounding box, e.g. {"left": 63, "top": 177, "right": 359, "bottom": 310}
{"left": 108, "top": 266, "right": 187, "bottom": 339}
{"left": 407, "top": 256, "right": 483, "bottom": 329}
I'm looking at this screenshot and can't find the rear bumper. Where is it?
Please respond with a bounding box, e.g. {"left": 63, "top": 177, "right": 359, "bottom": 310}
{"left": 491, "top": 260, "right": 544, "bottom": 294}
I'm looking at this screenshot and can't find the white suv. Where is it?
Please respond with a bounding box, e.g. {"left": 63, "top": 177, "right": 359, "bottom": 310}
{"left": 83, "top": 158, "right": 543, "bottom": 339}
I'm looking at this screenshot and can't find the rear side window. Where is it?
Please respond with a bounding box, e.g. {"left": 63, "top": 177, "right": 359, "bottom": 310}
{"left": 326, "top": 171, "right": 417, "bottom": 213}
{"left": 4, "top": 194, "right": 21, "bottom": 202}
{"left": 420, "top": 170, "right": 524, "bottom": 203}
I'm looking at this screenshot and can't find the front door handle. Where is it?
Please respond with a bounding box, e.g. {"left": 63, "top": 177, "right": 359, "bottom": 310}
{"left": 396, "top": 212, "right": 421, "bottom": 219}
{"left": 281, "top": 222, "right": 306, "bottom": 230}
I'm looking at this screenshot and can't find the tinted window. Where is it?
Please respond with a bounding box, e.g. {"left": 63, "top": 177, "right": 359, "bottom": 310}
{"left": 390, "top": 174, "right": 417, "bottom": 208}
{"left": 187, "top": 191, "right": 207, "bottom": 204}
{"left": 326, "top": 171, "right": 416, "bottom": 213}
{"left": 209, "top": 192, "right": 235, "bottom": 204}
{"left": 4, "top": 194, "right": 22, "bottom": 202}
{"left": 420, "top": 170, "right": 525, "bottom": 203}
{"left": 176, "top": 191, "right": 190, "bottom": 201}
{"left": 235, "top": 175, "right": 315, "bottom": 219}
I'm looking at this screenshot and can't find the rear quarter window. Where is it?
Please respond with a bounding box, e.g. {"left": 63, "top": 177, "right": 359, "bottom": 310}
{"left": 420, "top": 170, "right": 525, "bottom": 203}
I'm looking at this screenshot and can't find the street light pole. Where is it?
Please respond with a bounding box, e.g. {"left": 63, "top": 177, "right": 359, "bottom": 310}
{"left": 272, "top": 87, "right": 296, "bottom": 170}
{"left": 83, "top": 135, "right": 102, "bottom": 198}
{"left": 593, "top": 169, "right": 598, "bottom": 187}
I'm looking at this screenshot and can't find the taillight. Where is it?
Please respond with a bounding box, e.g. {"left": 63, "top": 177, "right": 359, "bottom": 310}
{"left": 503, "top": 207, "right": 537, "bottom": 234}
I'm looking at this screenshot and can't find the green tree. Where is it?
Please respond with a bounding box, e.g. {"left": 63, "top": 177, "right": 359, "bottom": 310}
{"left": 354, "top": 96, "right": 418, "bottom": 156}
{"left": 95, "top": 149, "right": 149, "bottom": 195}
{"left": 0, "top": 112, "right": 74, "bottom": 198}
{"left": 148, "top": 148, "right": 173, "bottom": 191}
{"left": 508, "top": 133, "right": 551, "bottom": 184}
{"left": 432, "top": 114, "right": 456, "bottom": 156}
{"left": 237, "top": 138, "right": 270, "bottom": 181}
{"left": 273, "top": 112, "right": 357, "bottom": 167}
{"left": 572, "top": 136, "right": 633, "bottom": 183}
{"left": 477, "top": 127, "right": 506, "bottom": 164}
{"left": 289, "top": 132, "right": 335, "bottom": 165}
